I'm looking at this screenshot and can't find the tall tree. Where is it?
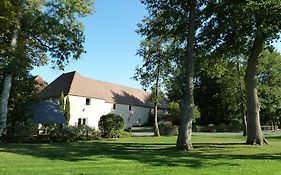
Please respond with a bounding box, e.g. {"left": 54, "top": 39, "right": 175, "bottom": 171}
{"left": 59, "top": 92, "right": 65, "bottom": 112}
{"left": 138, "top": 0, "right": 204, "bottom": 150}
{"left": 0, "top": 0, "right": 94, "bottom": 136}
{"left": 65, "top": 96, "right": 71, "bottom": 125}
{"left": 153, "top": 68, "right": 160, "bottom": 136}
{"left": 176, "top": 0, "right": 196, "bottom": 150}
{"left": 202, "top": 0, "right": 281, "bottom": 145}
{"left": 134, "top": 37, "right": 173, "bottom": 136}
{"left": 0, "top": 0, "right": 25, "bottom": 136}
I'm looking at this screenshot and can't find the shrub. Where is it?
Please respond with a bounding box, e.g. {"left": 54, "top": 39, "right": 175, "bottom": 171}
{"left": 227, "top": 124, "right": 241, "bottom": 132}
{"left": 158, "top": 121, "right": 178, "bottom": 136}
{"left": 119, "top": 130, "right": 133, "bottom": 138}
{"left": 48, "top": 125, "right": 60, "bottom": 142}
{"left": 192, "top": 124, "right": 242, "bottom": 132}
{"left": 198, "top": 125, "right": 209, "bottom": 132}
{"left": 216, "top": 123, "right": 228, "bottom": 132}
{"left": 98, "top": 114, "right": 125, "bottom": 138}
{"left": 75, "top": 125, "right": 101, "bottom": 140}
{"left": 46, "top": 124, "right": 100, "bottom": 142}
{"left": 4, "top": 122, "right": 38, "bottom": 143}
{"left": 207, "top": 124, "right": 216, "bottom": 132}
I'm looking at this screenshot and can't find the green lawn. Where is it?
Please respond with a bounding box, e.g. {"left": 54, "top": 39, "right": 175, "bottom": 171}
{"left": 0, "top": 134, "right": 281, "bottom": 175}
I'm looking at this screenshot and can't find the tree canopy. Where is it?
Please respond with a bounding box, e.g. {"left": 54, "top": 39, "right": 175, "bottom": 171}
{"left": 0, "top": 0, "right": 94, "bottom": 137}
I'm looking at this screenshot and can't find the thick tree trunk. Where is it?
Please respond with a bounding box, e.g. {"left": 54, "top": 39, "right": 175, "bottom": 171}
{"left": 0, "top": 75, "right": 13, "bottom": 135}
{"left": 0, "top": 0, "right": 25, "bottom": 136}
{"left": 176, "top": 1, "right": 196, "bottom": 150}
{"left": 245, "top": 34, "right": 268, "bottom": 145}
{"left": 154, "top": 67, "right": 160, "bottom": 136}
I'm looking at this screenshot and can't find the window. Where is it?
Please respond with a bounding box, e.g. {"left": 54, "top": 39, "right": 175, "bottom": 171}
{"left": 78, "top": 118, "right": 87, "bottom": 126}
{"left": 113, "top": 104, "right": 116, "bottom": 110}
{"left": 82, "top": 118, "right": 87, "bottom": 125}
{"left": 129, "top": 105, "right": 132, "bottom": 111}
{"left": 86, "top": 98, "right": 90, "bottom": 105}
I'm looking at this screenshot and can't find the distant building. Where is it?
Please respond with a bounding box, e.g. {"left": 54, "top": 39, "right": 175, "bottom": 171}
{"left": 40, "top": 71, "right": 164, "bottom": 129}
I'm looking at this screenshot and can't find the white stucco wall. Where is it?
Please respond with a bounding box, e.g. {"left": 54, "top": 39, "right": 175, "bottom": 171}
{"left": 112, "top": 104, "right": 151, "bottom": 128}
{"left": 67, "top": 95, "right": 151, "bottom": 129}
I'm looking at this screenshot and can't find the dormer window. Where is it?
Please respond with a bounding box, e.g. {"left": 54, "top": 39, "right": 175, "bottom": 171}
{"left": 86, "top": 98, "right": 90, "bottom": 105}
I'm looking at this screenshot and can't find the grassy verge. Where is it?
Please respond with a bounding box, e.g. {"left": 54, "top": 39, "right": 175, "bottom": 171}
{"left": 0, "top": 134, "right": 281, "bottom": 175}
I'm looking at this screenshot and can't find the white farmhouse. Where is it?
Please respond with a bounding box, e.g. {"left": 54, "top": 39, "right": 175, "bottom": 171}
{"left": 40, "top": 71, "right": 157, "bottom": 129}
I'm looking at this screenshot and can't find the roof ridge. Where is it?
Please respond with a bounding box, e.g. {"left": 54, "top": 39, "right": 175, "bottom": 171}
{"left": 78, "top": 73, "right": 148, "bottom": 93}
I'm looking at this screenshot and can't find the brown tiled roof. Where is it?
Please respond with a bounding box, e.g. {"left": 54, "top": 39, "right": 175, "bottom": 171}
{"left": 40, "top": 71, "right": 154, "bottom": 108}
{"left": 40, "top": 72, "right": 74, "bottom": 98}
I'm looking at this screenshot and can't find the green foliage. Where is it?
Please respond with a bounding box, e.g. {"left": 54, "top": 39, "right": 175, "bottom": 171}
{"left": 98, "top": 114, "right": 125, "bottom": 138}
{"left": 3, "top": 121, "right": 37, "bottom": 143}
{"left": 193, "top": 124, "right": 241, "bottom": 133}
{"left": 4, "top": 72, "right": 39, "bottom": 138}
{"left": 193, "top": 57, "right": 246, "bottom": 126}
{"left": 193, "top": 106, "right": 201, "bottom": 122}
{"left": 0, "top": 0, "right": 94, "bottom": 138}
{"left": 46, "top": 125, "right": 101, "bottom": 143}
{"left": 118, "top": 130, "right": 133, "bottom": 138}
{"left": 167, "top": 102, "right": 181, "bottom": 119}
{"left": 138, "top": 0, "right": 207, "bottom": 148}
{"left": 148, "top": 86, "right": 165, "bottom": 103}
{"left": 258, "top": 50, "right": 281, "bottom": 127}
{"left": 166, "top": 102, "right": 181, "bottom": 125}
{"left": 59, "top": 92, "right": 65, "bottom": 111}
{"left": 202, "top": 0, "right": 281, "bottom": 56}
{"left": 64, "top": 96, "right": 71, "bottom": 125}
{"left": 1, "top": 0, "right": 95, "bottom": 75}
{"left": 167, "top": 102, "right": 200, "bottom": 124}
{"left": 202, "top": 1, "right": 281, "bottom": 143}
{"left": 58, "top": 93, "right": 70, "bottom": 125}
{"left": 158, "top": 121, "right": 178, "bottom": 136}
{"left": 133, "top": 35, "right": 174, "bottom": 90}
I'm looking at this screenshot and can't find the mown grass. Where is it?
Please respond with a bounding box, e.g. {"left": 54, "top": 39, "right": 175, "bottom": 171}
{"left": 0, "top": 134, "right": 281, "bottom": 175}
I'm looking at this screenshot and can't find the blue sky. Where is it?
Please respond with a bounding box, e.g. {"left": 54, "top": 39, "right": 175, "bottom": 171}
{"left": 31, "top": 0, "right": 147, "bottom": 88}
{"left": 31, "top": 0, "right": 281, "bottom": 89}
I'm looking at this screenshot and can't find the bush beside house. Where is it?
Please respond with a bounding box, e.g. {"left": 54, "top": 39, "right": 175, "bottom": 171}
{"left": 98, "top": 113, "right": 126, "bottom": 138}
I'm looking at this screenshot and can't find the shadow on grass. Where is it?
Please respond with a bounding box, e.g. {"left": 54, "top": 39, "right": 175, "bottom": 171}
{"left": 0, "top": 140, "right": 281, "bottom": 168}
{"left": 265, "top": 135, "right": 281, "bottom": 140}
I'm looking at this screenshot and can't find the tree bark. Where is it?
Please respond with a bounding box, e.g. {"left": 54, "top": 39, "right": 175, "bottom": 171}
{"left": 176, "top": 0, "right": 196, "bottom": 150}
{"left": 0, "top": 0, "right": 25, "bottom": 136}
{"left": 154, "top": 67, "right": 160, "bottom": 136}
{"left": 242, "top": 110, "right": 247, "bottom": 136}
{"left": 0, "top": 75, "right": 13, "bottom": 135}
{"left": 245, "top": 34, "right": 268, "bottom": 145}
